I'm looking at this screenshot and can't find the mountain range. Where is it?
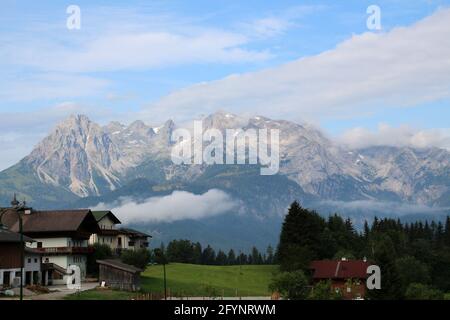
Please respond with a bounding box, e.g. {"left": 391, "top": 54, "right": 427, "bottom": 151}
{"left": 1, "top": 112, "right": 449, "bottom": 250}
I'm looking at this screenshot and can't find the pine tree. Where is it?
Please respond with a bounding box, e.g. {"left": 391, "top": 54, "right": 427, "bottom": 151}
{"left": 445, "top": 216, "right": 450, "bottom": 247}
{"left": 193, "top": 242, "right": 203, "bottom": 264}
{"left": 227, "top": 249, "right": 236, "bottom": 265}
{"left": 251, "top": 247, "right": 261, "bottom": 265}
{"left": 277, "top": 201, "right": 326, "bottom": 271}
{"left": 266, "top": 245, "right": 274, "bottom": 265}
{"left": 367, "top": 234, "right": 404, "bottom": 300}
{"left": 216, "top": 250, "right": 228, "bottom": 265}
{"left": 201, "top": 245, "right": 216, "bottom": 265}
{"left": 363, "top": 220, "right": 370, "bottom": 240}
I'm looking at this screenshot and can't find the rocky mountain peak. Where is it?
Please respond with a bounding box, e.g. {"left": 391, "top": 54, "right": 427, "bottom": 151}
{"left": 1, "top": 112, "right": 448, "bottom": 207}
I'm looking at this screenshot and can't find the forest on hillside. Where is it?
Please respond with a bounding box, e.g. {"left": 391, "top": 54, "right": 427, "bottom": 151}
{"left": 276, "top": 201, "right": 450, "bottom": 299}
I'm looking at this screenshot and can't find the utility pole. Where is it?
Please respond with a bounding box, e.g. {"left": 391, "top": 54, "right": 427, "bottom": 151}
{"left": 154, "top": 248, "right": 168, "bottom": 300}
{"left": 163, "top": 262, "right": 167, "bottom": 300}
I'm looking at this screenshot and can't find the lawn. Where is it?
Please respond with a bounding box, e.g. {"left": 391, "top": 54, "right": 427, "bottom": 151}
{"left": 65, "top": 288, "right": 135, "bottom": 300}
{"left": 67, "top": 263, "right": 279, "bottom": 300}
{"left": 141, "top": 263, "right": 279, "bottom": 297}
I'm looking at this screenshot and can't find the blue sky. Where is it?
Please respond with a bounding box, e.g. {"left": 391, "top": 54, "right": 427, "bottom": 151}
{"left": 0, "top": 0, "right": 450, "bottom": 169}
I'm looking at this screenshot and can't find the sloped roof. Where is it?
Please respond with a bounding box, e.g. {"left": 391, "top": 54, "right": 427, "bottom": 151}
{"left": 92, "top": 211, "right": 121, "bottom": 224}
{"left": 2, "top": 209, "right": 100, "bottom": 234}
{"left": 97, "top": 259, "right": 142, "bottom": 273}
{"left": 310, "top": 260, "right": 370, "bottom": 279}
{"left": 0, "top": 228, "right": 35, "bottom": 243}
{"left": 119, "top": 227, "right": 151, "bottom": 238}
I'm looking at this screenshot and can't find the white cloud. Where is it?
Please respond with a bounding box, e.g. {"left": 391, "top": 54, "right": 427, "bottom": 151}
{"left": 239, "top": 5, "right": 324, "bottom": 39}
{"left": 319, "top": 200, "right": 449, "bottom": 217}
{"left": 339, "top": 124, "right": 450, "bottom": 149}
{"left": 242, "top": 17, "right": 292, "bottom": 38}
{"left": 4, "top": 31, "right": 271, "bottom": 74}
{"left": 93, "top": 189, "right": 238, "bottom": 223}
{"left": 0, "top": 5, "right": 328, "bottom": 75}
{"left": 143, "top": 8, "right": 450, "bottom": 122}
{"left": 0, "top": 73, "right": 110, "bottom": 101}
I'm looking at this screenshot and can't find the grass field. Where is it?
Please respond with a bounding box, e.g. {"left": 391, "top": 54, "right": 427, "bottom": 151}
{"left": 67, "top": 263, "right": 279, "bottom": 300}
{"left": 142, "top": 263, "right": 278, "bottom": 297}
{"left": 65, "top": 289, "right": 135, "bottom": 300}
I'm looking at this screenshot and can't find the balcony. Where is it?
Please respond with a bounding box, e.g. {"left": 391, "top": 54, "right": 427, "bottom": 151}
{"left": 98, "top": 229, "right": 119, "bottom": 236}
{"left": 34, "top": 246, "right": 95, "bottom": 254}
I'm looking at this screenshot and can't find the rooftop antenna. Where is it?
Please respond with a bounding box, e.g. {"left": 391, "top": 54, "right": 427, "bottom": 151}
{"left": 11, "top": 193, "right": 20, "bottom": 208}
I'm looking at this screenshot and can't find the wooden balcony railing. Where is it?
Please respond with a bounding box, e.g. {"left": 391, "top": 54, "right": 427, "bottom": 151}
{"left": 34, "top": 246, "right": 94, "bottom": 254}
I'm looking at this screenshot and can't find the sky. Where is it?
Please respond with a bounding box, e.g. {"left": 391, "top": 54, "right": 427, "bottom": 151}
{"left": 0, "top": 0, "right": 450, "bottom": 170}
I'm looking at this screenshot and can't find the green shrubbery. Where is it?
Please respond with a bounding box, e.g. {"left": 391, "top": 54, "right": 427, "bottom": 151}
{"left": 87, "top": 243, "right": 113, "bottom": 276}
{"left": 120, "top": 248, "right": 151, "bottom": 269}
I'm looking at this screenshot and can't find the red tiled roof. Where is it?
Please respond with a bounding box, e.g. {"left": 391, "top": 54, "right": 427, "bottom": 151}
{"left": 310, "top": 260, "right": 370, "bottom": 279}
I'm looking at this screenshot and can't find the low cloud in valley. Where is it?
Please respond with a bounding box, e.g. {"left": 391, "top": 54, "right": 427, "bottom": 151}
{"left": 93, "top": 189, "right": 238, "bottom": 223}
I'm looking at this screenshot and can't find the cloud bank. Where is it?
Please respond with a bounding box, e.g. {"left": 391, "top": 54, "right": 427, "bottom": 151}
{"left": 319, "top": 200, "right": 449, "bottom": 217}
{"left": 93, "top": 189, "right": 238, "bottom": 223}
{"left": 339, "top": 124, "right": 450, "bottom": 150}
{"left": 144, "top": 8, "right": 450, "bottom": 122}
{"left": 9, "top": 31, "right": 271, "bottom": 74}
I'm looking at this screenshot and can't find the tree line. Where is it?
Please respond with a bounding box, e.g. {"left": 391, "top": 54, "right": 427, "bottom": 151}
{"left": 159, "top": 239, "right": 276, "bottom": 266}
{"left": 275, "top": 201, "right": 450, "bottom": 299}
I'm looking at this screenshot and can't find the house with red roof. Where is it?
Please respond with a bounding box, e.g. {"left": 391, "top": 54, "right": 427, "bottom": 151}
{"left": 310, "top": 258, "right": 371, "bottom": 300}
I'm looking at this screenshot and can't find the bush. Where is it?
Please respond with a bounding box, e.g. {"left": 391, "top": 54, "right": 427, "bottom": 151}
{"left": 121, "top": 248, "right": 151, "bottom": 269}
{"left": 308, "top": 280, "right": 342, "bottom": 300}
{"left": 87, "top": 243, "right": 113, "bottom": 276}
{"left": 405, "top": 283, "right": 444, "bottom": 300}
{"left": 269, "top": 270, "right": 309, "bottom": 300}
{"left": 395, "top": 256, "right": 431, "bottom": 293}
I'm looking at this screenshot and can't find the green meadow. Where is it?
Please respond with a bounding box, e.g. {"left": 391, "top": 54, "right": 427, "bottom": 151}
{"left": 67, "top": 263, "right": 278, "bottom": 300}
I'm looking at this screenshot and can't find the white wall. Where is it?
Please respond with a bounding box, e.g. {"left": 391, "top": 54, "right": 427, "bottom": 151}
{"left": 25, "top": 254, "right": 41, "bottom": 272}
{"left": 99, "top": 216, "right": 116, "bottom": 230}
{"left": 0, "top": 268, "right": 20, "bottom": 286}
{"left": 28, "top": 237, "right": 69, "bottom": 248}
{"left": 118, "top": 234, "right": 131, "bottom": 249}
{"left": 42, "top": 256, "right": 69, "bottom": 269}
{"left": 89, "top": 215, "right": 120, "bottom": 248}
{"left": 89, "top": 234, "right": 118, "bottom": 249}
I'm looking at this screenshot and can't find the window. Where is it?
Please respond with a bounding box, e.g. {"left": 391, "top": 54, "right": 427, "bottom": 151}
{"left": 28, "top": 258, "right": 31, "bottom": 263}
{"left": 37, "top": 242, "right": 42, "bottom": 248}
{"left": 34, "top": 258, "right": 38, "bottom": 263}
